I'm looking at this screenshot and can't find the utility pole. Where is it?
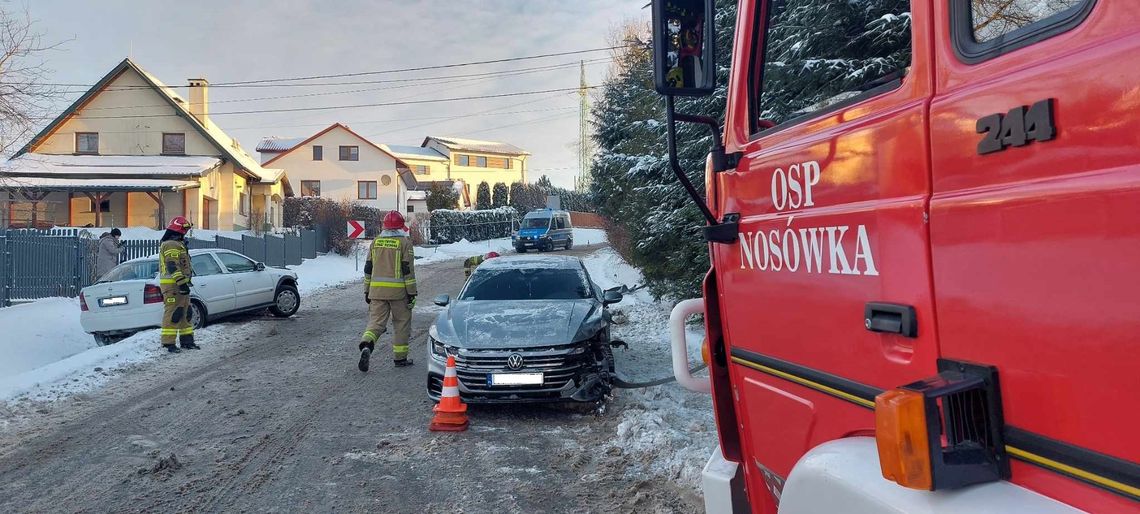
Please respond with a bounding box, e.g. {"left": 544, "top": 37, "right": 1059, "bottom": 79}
{"left": 576, "top": 60, "right": 592, "bottom": 192}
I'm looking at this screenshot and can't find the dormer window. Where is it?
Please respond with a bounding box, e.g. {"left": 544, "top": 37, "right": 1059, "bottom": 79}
{"left": 162, "top": 133, "right": 186, "bottom": 155}
{"left": 76, "top": 132, "right": 99, "bottom": 154}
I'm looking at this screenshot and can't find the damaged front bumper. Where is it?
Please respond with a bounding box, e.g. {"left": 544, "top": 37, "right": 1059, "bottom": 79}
{"left": 426, "top": 346, "right": 613, "bottom": 404}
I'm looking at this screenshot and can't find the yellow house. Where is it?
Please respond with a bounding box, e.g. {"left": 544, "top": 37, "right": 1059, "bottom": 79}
{"left": 420, "top": 136, "right": 530, "bottom": 198}
{"left": 0, "top": 58, "right": 289, "bottom": 230}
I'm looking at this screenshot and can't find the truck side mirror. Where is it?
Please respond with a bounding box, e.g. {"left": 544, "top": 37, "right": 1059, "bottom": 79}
{"left": 652, "top": 0, "right": 716, "bottom": 96}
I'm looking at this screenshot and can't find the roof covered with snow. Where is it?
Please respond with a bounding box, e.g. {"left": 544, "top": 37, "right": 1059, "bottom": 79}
{"left": 256, "top": 137, "right": 306, "bottom": 153}
{"left": 1, "top": 154, "right": 222, "bottom": 177}
{"left": 424, "top": 136, "right": 530, "bottom": 156}
{"left": 1, "top": 175, "right": 200, "bottom": 191}
{"left": 380, "top": 144, "right": 449, "bottom": 162}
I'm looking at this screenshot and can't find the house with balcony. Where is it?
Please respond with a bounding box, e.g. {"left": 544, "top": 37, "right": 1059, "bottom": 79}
{"left": 420, "top": 136, "right": 530, "bottom": 199}
{"left": 0, "top": 58, "right": 290, "bottom": 230}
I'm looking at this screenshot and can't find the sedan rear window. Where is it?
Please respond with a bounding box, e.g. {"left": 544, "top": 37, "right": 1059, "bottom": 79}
{"left": 99, "top": 260, "right": 159, "bottom": 282}
{"left": 461, "top": 268, "right": 592, "bottom": 301}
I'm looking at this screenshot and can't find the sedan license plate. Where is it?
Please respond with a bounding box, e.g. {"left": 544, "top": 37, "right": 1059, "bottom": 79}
{"left": 489, "top": 373, "right": 544, "bottom": 386}
{"left": 99, "top": 296, "right": 128, "bottom": 307}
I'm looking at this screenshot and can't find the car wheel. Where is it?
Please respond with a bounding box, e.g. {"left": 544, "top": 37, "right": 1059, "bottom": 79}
{"left": 270, "top": 284, "right": 301, "bottom": 317}
{"left": 190, "top": 300, "right": 208, "bottom": 329}
{"left": 542, "top": 240, "right": 554, "bottom": 252}
{"left": 565, "top": 238, "right": 573, "bottom": 250}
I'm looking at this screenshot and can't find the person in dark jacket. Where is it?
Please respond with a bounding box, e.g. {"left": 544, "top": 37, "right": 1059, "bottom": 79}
{"left": 95, "top": 228, "right": 124, "bottom": 278}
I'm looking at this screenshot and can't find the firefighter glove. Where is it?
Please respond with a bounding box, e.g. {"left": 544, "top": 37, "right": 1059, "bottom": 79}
{"left": 178, "top": 283, "right": 191, "bottom": 295}
{"left": 365, "top": 291, "right": 371, "bottom": 304}
{"left": 408, "top": 295, "right": 416, "bottom": 308}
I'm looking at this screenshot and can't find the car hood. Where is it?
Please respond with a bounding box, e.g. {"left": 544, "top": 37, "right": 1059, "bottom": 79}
{"left": 439, "top": 299, "right": 599, "bottom": 349}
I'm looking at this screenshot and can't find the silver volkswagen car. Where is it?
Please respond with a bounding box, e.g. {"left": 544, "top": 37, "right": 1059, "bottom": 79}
{"left": 426, "top": 255, "right": 623, "bottom": 404}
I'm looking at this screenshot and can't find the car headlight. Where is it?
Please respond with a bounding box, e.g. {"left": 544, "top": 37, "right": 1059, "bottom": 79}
{"left": 431, "top": 338, "right": 446, "bottom": 357}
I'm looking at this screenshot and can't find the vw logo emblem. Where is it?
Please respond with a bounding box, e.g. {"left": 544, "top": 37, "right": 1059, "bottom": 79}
{"left": 507, "top": 353, "right": 524, "bottom": 370}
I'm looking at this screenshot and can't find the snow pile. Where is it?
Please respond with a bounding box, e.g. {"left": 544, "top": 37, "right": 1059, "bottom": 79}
{"left": 0, "top": 330, "right": 163, "bottom": 403}
{"left": 582, "top": 247, "right": 714, "bottom": 489}
{"left": 0, "top": 298, "right": 93, "bottom": 378}
{"left": 289, "top": 252, "right": 362, "bottom": 295}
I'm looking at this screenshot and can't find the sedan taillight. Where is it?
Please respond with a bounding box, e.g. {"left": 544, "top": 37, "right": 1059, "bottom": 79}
{"left": 143, "top": 284, "right": 164, "bottom": 304}
{"left": 79, "top": 292, "right": 89, "bottom": 311}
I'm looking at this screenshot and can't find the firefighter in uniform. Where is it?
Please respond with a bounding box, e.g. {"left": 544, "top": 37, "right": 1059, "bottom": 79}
{"left": 463, "top": 251, "right": 500, "bottom": 279}
{"left": 159, "top": 216, "right": 199, "bottom": 353}
{"left": 359, "top": 211, "right": 417, "bottom": 371}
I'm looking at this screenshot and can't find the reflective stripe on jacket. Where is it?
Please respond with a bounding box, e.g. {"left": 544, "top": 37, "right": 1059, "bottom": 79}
{"left": 158, "top": 240, "right": 192, "bottom": 289}
{"left": 364, "top": 231, "right": 416, "bottom": 300}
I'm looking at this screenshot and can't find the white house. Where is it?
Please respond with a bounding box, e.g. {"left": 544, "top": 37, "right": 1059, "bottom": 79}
{"left": 259, "top": 124, "right": 418, "bottom": 214}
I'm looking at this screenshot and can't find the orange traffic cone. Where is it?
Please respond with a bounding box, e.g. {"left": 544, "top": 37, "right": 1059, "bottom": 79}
{"left": 430, "top": 355, "right": 469, "bottom": 432}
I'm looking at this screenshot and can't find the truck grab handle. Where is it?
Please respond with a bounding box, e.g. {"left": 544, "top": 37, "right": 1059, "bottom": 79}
{"left": 671, "top": 298, "right": 711, "bottom": 393}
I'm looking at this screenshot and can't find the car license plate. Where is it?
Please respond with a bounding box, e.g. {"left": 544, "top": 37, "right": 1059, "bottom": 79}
{"left": 99, "top": 296, "right": 128, "bottom": 307}
{"left": 489, "top": 373, "right": 543, "bottom": 386}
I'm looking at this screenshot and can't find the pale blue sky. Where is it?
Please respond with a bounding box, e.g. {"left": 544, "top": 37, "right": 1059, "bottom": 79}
{"left": 20, "top": 0, "right": 648, "bottom": 188}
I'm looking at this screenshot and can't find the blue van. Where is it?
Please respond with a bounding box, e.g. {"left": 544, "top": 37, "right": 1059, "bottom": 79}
{"left": 513, "top": 209, "right": 573, "bottom": 252}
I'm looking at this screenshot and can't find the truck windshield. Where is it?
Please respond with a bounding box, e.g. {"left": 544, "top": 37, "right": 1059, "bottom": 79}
{"left": 522, "top": 218, "right": 550, "bottom": 229}
{"left": 461, "top": 268, "right": 592, "bottom": 301}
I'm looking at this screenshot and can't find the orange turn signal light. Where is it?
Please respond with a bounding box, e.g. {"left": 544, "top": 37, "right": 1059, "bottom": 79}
{"left": 701, "top": 338, "right": 711, "bottom": 366}
{"left": 875, "top": 388, "right": 933, "bottom": 490}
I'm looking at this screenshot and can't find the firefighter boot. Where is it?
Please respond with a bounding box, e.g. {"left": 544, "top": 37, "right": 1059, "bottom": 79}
{"left": 394, "top": 358, "right": 414, "bottom": 367}
{"left": 166, "top": 345, "right": 182, "bottom": 354}
{"left": 180, "top": 335, "right": 200, "bottom": 350}
{"left": 358, "top": 341, "right": 374, "bottom": 372}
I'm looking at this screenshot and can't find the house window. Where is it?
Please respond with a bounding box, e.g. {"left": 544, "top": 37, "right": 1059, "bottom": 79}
{"left": 456, "top": 154, "right": 470, "bottom": 166}
{"left": 90, "top": 199, "right": 111, "bottom": 213}
{"left": 76, "top": 132, "right": 99, "bottom": 154}
{"left": 414, "top": 165, "right": 429, "bottom": 174}
{"left": 476, "top": 156, "right": 487, "bottom": 167}
{"left": 300, "top": 180, "right": 321, "bottom": 197}
{"left": 358, "top": 181, "right": 378, "bottom": 199}
{"left": 339, "top": 145, "right": 359, "bottom": 161}
{"left": 162, "top": 133, "right": 186, "bottom": 155}
{"left": 503, "top": 159, "right": 512, "bottom": 169}
{"left": 381, "top": 175, "right": 392, "bottom": 186}
{"left": 313, "top": 145, "right": 323, "bottom": 160}
{"left": 239, "top": 192, "right": 248, "bottom": 215}
{"left": 407, "top": 204, "right": 416, "bottom": 213}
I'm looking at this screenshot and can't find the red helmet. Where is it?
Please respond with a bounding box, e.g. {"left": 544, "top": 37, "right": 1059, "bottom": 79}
{"left": 166, "top": 216, "right": 193, "bottom": 235}
{"left": 485, "top": 251, "right": 500, "bottom": 259}
{"left": 382, "top": 210, "right": 406, "bottom": 230}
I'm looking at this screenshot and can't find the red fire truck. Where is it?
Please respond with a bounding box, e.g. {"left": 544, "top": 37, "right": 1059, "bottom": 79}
{"left": 651, "top": 0, "right": 1140, "bottom": 512}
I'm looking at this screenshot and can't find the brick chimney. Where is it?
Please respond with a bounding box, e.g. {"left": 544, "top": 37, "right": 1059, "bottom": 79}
{"left": 188, "top": 78, "right": 209, "bottom": 126}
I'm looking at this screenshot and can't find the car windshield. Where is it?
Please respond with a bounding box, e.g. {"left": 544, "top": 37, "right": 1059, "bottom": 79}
{"left": 461, "top": 267, "right": 592, "bottom": 301}
{"left": 522, "top": 218, "right": 550, "bottom": 229}
{"left": 99, "top": 260, "right": 159, "bottom": 283}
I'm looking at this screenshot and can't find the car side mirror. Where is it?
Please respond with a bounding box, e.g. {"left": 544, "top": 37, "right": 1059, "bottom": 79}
{"left": 433, "top": 294, "right": 450, "bottom": 307}
{"left": 652, "top": 0, "right": 716, "bottom": 96}
{"left": 255, "top": 262, "right": 266, "bottom": 271}
{"left": 603, "top": 290, "right": 624, "bottom": 305}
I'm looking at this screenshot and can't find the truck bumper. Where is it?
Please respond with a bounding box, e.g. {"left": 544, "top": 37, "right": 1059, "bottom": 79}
{"left": 778, "top": 438, "right": 1082, "bottom": 514}
{"left": 703, "top": 444, "right": 751, "bottom": 514}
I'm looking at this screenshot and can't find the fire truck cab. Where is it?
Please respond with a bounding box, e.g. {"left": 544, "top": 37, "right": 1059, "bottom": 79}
{"left": 652, "top": 0, "right": 1140, "bottom": 512}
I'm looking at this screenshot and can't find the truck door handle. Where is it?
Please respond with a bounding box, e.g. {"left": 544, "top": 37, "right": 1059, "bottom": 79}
{"left": 864, "top": 302, "right": 917, "bottom": 338}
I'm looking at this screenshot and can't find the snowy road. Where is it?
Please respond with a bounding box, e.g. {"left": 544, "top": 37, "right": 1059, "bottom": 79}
{"left": 0, "top": 244, "right": 710, "bottom": 513}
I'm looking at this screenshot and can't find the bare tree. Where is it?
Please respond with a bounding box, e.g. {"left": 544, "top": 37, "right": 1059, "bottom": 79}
{"left": 0, "top": 6, "right": 61, "bottom": 157}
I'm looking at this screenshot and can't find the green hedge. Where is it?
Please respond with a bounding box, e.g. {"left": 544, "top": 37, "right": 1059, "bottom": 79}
{"left": 429, "top": 207, "right": 518, "bottom": 244}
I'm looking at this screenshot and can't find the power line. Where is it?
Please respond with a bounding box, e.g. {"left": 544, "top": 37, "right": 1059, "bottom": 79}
{"left": 75, "top": 58, "right": 612, "bottom": 111}
{"left": 40, "top": 47, "right": 625, "bottom": 90}
{"left": 366, "top": 91, "right": 567, "bottom": 139}
{"left": 67, "top": 86, "right": 598, "bottom": 120}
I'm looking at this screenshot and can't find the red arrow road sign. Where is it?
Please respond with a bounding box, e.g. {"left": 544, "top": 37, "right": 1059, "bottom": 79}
{"left": 347, "top": 220, "right": 366, "bottom": 239}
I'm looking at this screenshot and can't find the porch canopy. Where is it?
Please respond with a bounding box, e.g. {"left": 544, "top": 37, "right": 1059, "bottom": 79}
{"left": 1, "top": 154, "right": 219, "bottom": 227}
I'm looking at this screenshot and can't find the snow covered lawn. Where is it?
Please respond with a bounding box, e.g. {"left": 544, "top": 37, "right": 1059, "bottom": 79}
{"left": 581, "top": 247, "right": 715, "bottom": 490}
{"left": 413, "top": 228, "right": 607, "bottom": 265}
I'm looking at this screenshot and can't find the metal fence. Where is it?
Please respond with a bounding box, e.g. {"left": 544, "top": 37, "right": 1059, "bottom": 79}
{"left": 0, "top": 227, "right": 324, "bottom": 307}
